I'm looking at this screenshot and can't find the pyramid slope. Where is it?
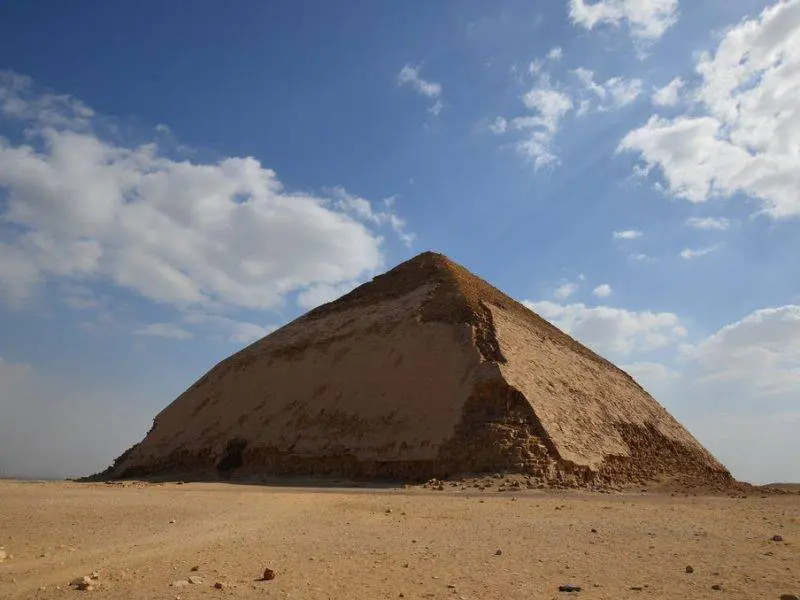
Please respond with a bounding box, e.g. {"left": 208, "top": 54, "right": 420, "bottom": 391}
{"left": 100, "top": 252, "right": 732, "bottom": 487}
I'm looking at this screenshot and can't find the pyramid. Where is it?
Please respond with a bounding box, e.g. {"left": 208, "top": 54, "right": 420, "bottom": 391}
{"left": 100, "top": 252, "right": 732, "bottom": 488}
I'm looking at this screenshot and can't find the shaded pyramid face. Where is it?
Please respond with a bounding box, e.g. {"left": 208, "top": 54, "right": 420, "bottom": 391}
{"left": 102, "top": 252, "right": 732, "bottom": 487}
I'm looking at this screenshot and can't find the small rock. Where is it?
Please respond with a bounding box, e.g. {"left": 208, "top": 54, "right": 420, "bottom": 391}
{"left": 447, "top": 584, "right": 456, "bottom": 589}
{"left": 771, "top": 535, "right": 784, "bottom": 542}
{"left": 261, "top": 568, "right": 276, "bottom": 581}
{"left": 685, "top": 566, "right": 694, "bottom": 574}
{"left": 402, "top": 563, "right": 409, "bottom": 568}
{"left": 630, "top": 586, "right": 644, "bottom": 591}
{"left": 71, "top": 576, "right": 94, "bottom": 591}
{"left": 190, "top": 565, "right": 199, "bottom": 572}
{"left": 494, "top": 549, "right": 503, "bottom": 556}
{"left": 779, "top": 595, "right": 799, "bottom": 600}
{"left": 90, "top": 571, "right": 100, "bottom": 580}
{"left": 558, "top": 584, "right": 582, "bottom": 593}
{"left": 169, "top": 519, "right": 176, "bottom": 524}
{"left": 385, "top": 508, "right": 392, "bottom": 514}
{"left": 171, "top": 580, "right": 190, "bottom": 588}
{"left": 591, "top": 529, "right": 597, "bottom": 533}
{"left": 712, "top": 584, "right": 723, "bottom": 591}
{"left": 0, "top": 549, "right": 6, "bottom": 562}
{"left": 213, "top": 582, "right": 227, "bottom": 590}
{"left": 188, "top": 575, "right": 203, "bottom": 585}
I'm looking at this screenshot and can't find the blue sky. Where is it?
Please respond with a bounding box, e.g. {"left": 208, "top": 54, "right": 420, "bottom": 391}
{"left": 1, "top": 0, "right": 798, "bottom": 483}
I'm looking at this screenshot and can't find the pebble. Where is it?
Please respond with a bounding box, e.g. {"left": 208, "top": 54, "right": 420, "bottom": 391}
{"left": 712, "top": 584, "right": 723, "bottom": 591}
{"left": 190, "top": 565, "right": 199, "bottom": 572}
{"left": 558, "top": 584, "right": 582, "bottom": 592}
{"left": 71, "top": 576, "right": 94, "bottom": 591}
{"left": 169, "top": 519, "right": 176, "bottom": 524}
{"left": 0, "top": 549, "right": 6, "bottom": 562}
{"left": 685, "top": 566, "right": 694, "bottom": 574}
{"left": 188, "top": 575, "right": 203, "bottom": 585}
{"left": 171, "top": 580, "right": 190, "bottom": 588}
{"left": 771, "top": 535, "right": 784, "bottom": 542}
{"left": 779, "top": 595, "right": 799, "bottom": 600}
{"left": 214, "top": 582, "right": 227, "bottom": 590}
{"left": 494, "top": 549, "right": 503, "bottom": 556}
{"left": 261, "top": 567, "right": 276, "bottom": 581}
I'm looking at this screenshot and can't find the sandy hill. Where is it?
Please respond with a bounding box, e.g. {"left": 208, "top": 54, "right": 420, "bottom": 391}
{"left": 97, "top": 252, "right": 732, "bottom": 488}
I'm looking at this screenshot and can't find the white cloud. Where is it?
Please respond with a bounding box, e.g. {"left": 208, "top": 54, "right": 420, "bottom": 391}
{"left": 613, "top": 229, "right": 643, "bottom": 239}
{"left": 526, "top": 300, "right": 686, "bottom": 356}
{"left": 182, "top": 313, "right": 272, "bottom": 344}
{"left": 135, "top": 322, "right": 194, "bottom": 340}
{"left": 0, "top": 72, "right": 412, "bottom": 310}
{"left": 682, "top": 306, "right": 800, "bottom": 395}
{"left": 547, "top": 46, "right": 564, "bottom": 61}
{"left": 553, "top": 282, "right": 579, "bottom": 300}
{"left": 329, "top": 186, "right": 414, "bottom": 246}
{"left": 397, "top": 65, "right": 441, "bottom": 98}
{"left": 489, "top": 116, "right": 508, "bottom": 134}
{"left": 513, "top": 84, "right": 574, "bottom": 168}
{"left": 620, "top": 0, "right": 800, "bottom": 219}
{"left": 680, "top": 245, "right": 718, "bottom": 260}
{"left": 573, "top": 68, "right": 643, "bottom": 110}
{"left": 652, "top": 77, "right": 684, "bottom": 106}
{"left": 297, "top": 280, "right": 360, "bottom": 310}
{"left": 593, "top": 284, "right": 613, "bottom": 298}
{"left": 685, "top": 216, "right": 731, "bottom": 231}
{"left": 428, "top": 100, "right": 444, "bottom": 117}
{"left": 568, "top": 0, "right": 679, "bottom": 42}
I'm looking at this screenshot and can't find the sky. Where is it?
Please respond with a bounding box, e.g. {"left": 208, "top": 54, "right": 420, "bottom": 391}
{"left": 0, "top": 0, "right": 798, "bottom": 484}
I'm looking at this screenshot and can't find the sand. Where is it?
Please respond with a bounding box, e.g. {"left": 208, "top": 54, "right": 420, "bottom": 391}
{"left": 1, "top": 480, "right": 797, "bottom": 599}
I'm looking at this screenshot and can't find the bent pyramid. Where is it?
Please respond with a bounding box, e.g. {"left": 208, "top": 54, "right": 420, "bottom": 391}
{"left": 102, "top": 252, "right": 732, "bottom": 488}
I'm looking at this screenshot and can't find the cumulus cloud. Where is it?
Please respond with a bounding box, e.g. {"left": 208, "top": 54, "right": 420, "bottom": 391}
{"left": 397, "top": 64, "right": 444, "bottom": 116}
{"left": 135, "top": 322, "right": 194, "bottom": 340}
{"left": 683, "top": 306, "right": 800, "bottom": 396}
{"left": 568, "top": 0, "right": 679, "bottom": 42}
{"left": 0, "top": 72, "right": 411, "bottom": 312}
{"left": 680, "top": 245, "right": 718, "bottom": 260}
{"left": 685, "top": 217, "right": 731, "bottom": 231}
{"left": 613, "top": 229, "right": 643, "bottom": 239}
{"left": 527, "top": 300, "right": 686, "bottom": 356}
{"left": 620, "top": 0, "right": 800, "bottom": 218}
{"left": 553, "top": 282, "right": 579, "bottom": 300}
{"left": 573, "top": 68, "right": 643, "bottom": 110}
{"left": 652, "top": 77, "right": 685, "bottom": 107}
{"left": 593, "top": 284, "right": 613, "bottom": 298}
{"left": 397, "top": 65, "right": 442, "bottom": 98}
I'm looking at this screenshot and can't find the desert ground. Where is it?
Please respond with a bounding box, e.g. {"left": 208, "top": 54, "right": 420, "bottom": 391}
{"left": 0, "top": 480, "right": 798, "bottom": 600}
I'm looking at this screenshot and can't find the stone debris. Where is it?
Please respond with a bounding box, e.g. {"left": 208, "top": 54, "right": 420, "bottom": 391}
{"left": 260, "top": 568, "right": 276, "bottom": 581}
{"left": 71, "top": 576, "right": 94, "bottom": 591}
